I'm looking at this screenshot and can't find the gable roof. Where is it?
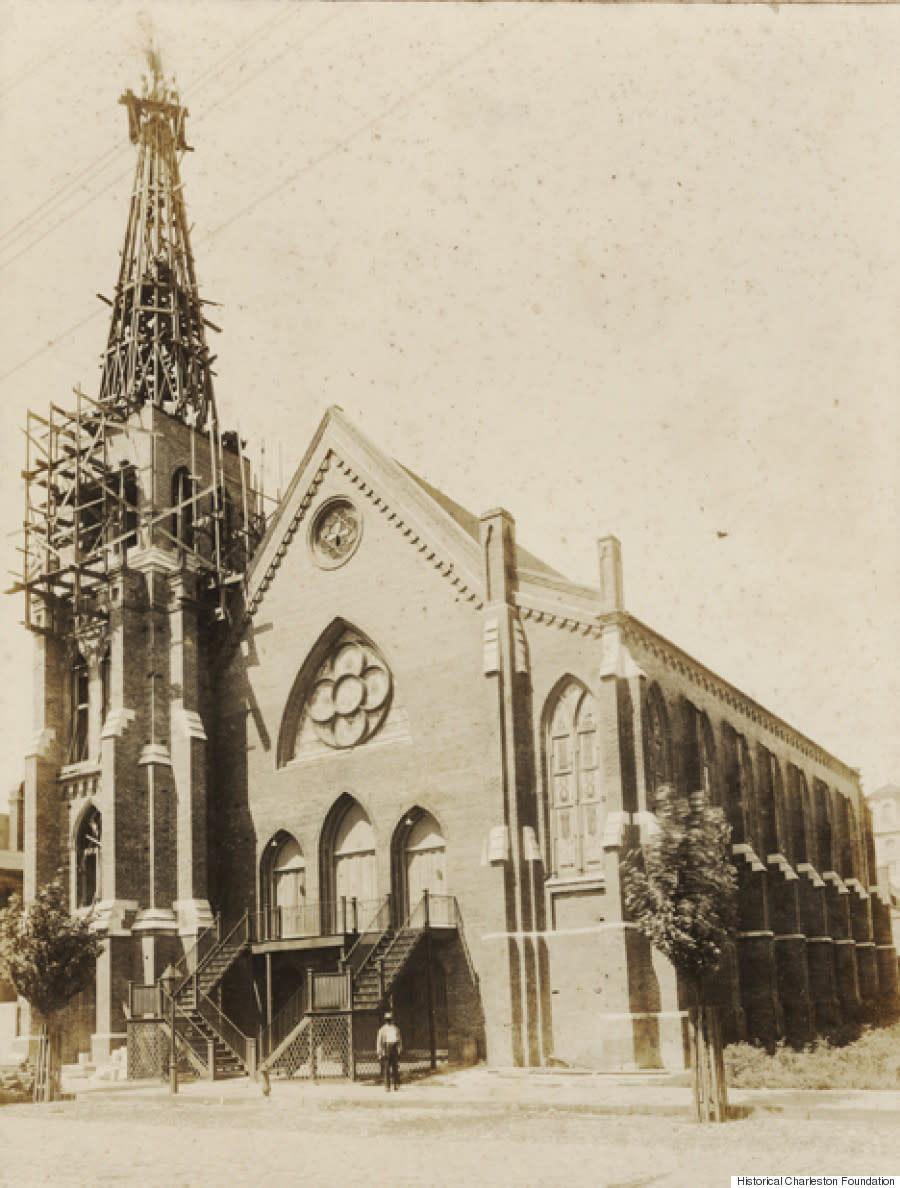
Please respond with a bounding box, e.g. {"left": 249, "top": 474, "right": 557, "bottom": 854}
{"left": 397, "top": 464, "right": 564, "bottom": 580}
{"left": 241, "top": 406, "right": 587, "bottom": 631}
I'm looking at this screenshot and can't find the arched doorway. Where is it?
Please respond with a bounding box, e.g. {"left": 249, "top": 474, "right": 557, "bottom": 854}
{"left": 262, "top": 833, "right": 307, "bottom": 939}
{"left": 392, "top": 809, "right": 447, "bottom": 925}
{"left": 327, "top": 800, "right": 377, "bottom": 931}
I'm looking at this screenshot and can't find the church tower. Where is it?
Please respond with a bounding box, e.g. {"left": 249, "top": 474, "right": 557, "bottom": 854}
{"left": 18, "top": 57, "right": 262, "bottom": 1061}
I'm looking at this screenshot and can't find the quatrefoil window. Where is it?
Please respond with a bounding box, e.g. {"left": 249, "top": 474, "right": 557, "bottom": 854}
{"left": 305, "top": 636, "right": 392, "bottom": 749}
{"left": 309, "top": 498, "right": 362, "bottom": 569}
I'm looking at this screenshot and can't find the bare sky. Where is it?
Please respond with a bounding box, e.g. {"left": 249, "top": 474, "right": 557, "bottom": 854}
{"left": 0, "top": 1, "right": 897, "bottom": 793}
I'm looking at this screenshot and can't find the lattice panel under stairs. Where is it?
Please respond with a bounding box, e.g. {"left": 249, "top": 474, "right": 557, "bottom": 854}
{"left": 127, "top": 1020, "right": 167, "bottom": 1080}
{"left": 269, "top": 1015, "right": 353, "bottom": 1081}
{"left": 127, "top": 1019, "right": 200, "bottom": 1081}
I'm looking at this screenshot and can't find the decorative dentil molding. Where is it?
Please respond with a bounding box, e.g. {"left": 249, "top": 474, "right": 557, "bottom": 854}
{"left": 242, "top": 449, "right": 485, "bottom": 634}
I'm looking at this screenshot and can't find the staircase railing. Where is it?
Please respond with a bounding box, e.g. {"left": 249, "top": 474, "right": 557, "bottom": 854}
{"left": 341, "top": 896, "right": 392, "bottom": 981}
{"left": 169, "top": 915, "right": 221, "bottom": 994}
{"left": 178, "top": 911, "right": 249, "bottom": 1005}
{"left": 376, "top": 894, "right": 428, "bottom": 974}
{"left": 453, "top": 899, "right": 480, "bottom": 992}
{"left": 195, "top": 989, "right": 256, "bottom": 1078}
{"left": 259, "top": 980, "right": 308, "bottom": 1062}
{"left": 159, "top": 989, "right": 217, "bottom": 1079}
{"left": 250, "top": 897, "right": 383, "bottom": 943}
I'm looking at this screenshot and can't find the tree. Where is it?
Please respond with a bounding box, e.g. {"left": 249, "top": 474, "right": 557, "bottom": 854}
{"left": 0, "top": 879, "right": 103, "bottom": 1102}
{"left": 621, "top": 788, "right": 738, "bottom": 1122}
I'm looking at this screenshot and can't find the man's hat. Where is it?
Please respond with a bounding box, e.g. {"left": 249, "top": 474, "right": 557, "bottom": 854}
{"left": 384, "top": 1011, "right": 393, "bottom": 1020}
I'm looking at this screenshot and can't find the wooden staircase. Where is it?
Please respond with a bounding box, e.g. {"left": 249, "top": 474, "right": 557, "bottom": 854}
{"left": 163, "top": 913, "right": 254, "bottom": 1079}
{"left": 351, "top": 926, "right": 424, "bottom": 1012}
{"left": 258, "top": 895, "right": 442, "bottom": 1077}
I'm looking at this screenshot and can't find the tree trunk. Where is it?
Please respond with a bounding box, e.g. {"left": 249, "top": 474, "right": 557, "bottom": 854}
{"left": 33, "top": 1021, "right": 62, "bottom": 1103}
{"left": 688, "top": 1004, "right": 728, "bottom": 1122}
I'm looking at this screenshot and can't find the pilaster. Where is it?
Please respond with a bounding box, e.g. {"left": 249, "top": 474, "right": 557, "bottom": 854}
{"left": 845, "top": 878, "right": 878, "bottom": 1002}
{"left": 767, "top": 854, "right": 814, "bottom": 1046}
{"left": 478, "top": 508, "right": 539, "bottom": 1066}
{"left": 168, "top": 567, "right": 212, "bottom": 935}
{"left": 795, "top": 863, "right": 840, "bottom": 1031}
{"left": 24, "top": 602, "right": 66, "bottom": 901}
{"left": 733, "top": 844, "right": 782, "bottom": 1046}
{"left": 823, "top": 871, "right": 861, "bottom": 1018}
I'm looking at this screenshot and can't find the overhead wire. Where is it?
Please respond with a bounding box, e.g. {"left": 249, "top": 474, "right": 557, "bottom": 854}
{"left": 0, "top": 3, "right": 118, "bottom": 101}
{"left": 0, "top": 1, "right": 302, "bottom": 262}
{"left": 0, "top": 9, "right": 534, "bottom": 388}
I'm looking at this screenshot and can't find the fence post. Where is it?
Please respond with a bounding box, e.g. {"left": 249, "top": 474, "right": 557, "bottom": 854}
{"left": 423, "top": 888, "right": 430, "bottom": 929}
{"left": 247, "top": 1037, "right": 258, "bottom": 1082}
{"left": 206, "top": 1038, "right": 216, "bottom": 1081}
{"left": 348, "top": 1008, "right": 355, "bottom": 1082}
{"left": 426, "top": 929, "right": 436, "bottom": 1069}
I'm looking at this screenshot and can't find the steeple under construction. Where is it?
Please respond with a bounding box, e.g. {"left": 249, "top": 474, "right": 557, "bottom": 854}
{"left": 16, "top": 59, "right": 268, "bottom": 1067}
{"left": 100, "top": 55, "right": 217, "bottom": 430}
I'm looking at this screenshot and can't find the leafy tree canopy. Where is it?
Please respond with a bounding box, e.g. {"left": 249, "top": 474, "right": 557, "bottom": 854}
{"left": 622, "top": 790, "right": 738, "bottom": 992}
{"left": 0, "top": 879, "right": 103, "bottom": 1019}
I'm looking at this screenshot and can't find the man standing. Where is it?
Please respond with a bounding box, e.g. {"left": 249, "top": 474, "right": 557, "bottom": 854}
{"left": 376, "top": 1011, "right": 402, "bottom": 1091}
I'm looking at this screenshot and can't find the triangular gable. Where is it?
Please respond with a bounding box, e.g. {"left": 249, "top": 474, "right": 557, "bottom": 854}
{"left": 242, "top": 406, "right": 487, "bottom": 623}
{"left": 397, "top": 464, "right": 565, "bottom": 581}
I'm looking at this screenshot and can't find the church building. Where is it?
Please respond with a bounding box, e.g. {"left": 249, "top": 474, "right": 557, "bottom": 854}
{"left": 16, "top": 71, "right": 898, "bottom": 1079}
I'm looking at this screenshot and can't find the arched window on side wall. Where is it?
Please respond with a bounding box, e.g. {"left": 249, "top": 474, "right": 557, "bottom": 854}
{"left": 721, "top": 724, "right": 745, "bottom": 844}
{"left": 645, "top": 684, "right": 672, "bottom": 813}
{"left": 76, "top": 806, "right": 102, "bottom": 908}
{"left": 698, "top": 712, "right": 719, "bottom": 805}
{"left": 546, "top": 681, "right": 604, "bottom": 879}
{"left": 786, "top": 765, "right": 809, "bottom": 867}
{"left": 757, "top": 746, "right": 780, "bottom": 860}
{"left": 813, "top": 781, "right": 833, "bottom": 873}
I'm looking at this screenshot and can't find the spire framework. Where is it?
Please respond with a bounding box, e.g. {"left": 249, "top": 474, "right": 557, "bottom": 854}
{"left": 99, "top": 70, "right": 217, "bottom": 430}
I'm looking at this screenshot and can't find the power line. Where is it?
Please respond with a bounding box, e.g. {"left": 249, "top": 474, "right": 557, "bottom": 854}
{"left": 0, "top": 11, "right": 534, "bottom": 389}
{"left": 206, "top": 13, "right": 534, "bottom": 241}
{"left": 0, "top": 3, "right": 118, "bottom": 101}
{"left": 0, "top": 147, "right": 122, "bottom": 248}
{"left": 0, "top": 4, "right": 313, "bottom": 269}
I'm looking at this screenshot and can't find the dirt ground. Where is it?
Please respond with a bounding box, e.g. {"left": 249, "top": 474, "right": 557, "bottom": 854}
{"left": 0, "top": 1074, "right": 897, "bottom": 1187}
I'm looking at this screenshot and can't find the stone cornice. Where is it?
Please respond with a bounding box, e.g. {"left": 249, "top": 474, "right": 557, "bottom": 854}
{"left": 622, "top": 615, "right": 860, "bottom": 785}
{"left": 517, "top": 601, "right": 605, "bottom": 637}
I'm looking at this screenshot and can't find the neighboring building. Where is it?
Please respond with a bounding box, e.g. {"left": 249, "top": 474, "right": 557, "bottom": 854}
{"left": 869, "top": 784, "right": 900, "bottom": 887}
{"left": 16, "top": 71, "right": 898, "bottom": 1074}
{"left": 868, "top": 783, "right": 900, "bottom": 948}
{"left": 0, "top": 784, "right": 25, "bottom": 1058}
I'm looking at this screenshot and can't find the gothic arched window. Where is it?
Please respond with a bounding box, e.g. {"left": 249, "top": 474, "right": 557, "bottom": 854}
{"left": 645, "top": 684, "right": 672, "bottom": 812}
{"left": 546, "top": 681, "right": 604, "bottom": 879}
{"left": 171, "top": 467, "right": 195, "bottom": 549}
{"left": 76, "top": 806, "right": 102, "bottom": 908}
{"left": 69, "top": 653, "right": 89, "bottom": 764}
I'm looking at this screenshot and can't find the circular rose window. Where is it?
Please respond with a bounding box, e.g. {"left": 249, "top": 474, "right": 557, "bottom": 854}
{"left": 306, "top": 638, "right": 392, "bottom": 748}
{"left": 309, "top": 498, "right": 362, "bottom": 568}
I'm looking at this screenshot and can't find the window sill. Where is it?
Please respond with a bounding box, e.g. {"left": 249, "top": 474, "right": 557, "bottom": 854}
{"left": 545, "top": 875, "right": 605, "bottom": 894}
